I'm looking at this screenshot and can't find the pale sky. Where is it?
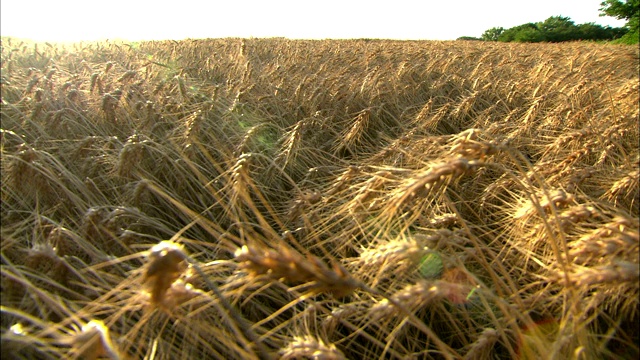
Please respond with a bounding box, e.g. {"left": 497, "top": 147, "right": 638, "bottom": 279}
{"left": 0, "top": 0, "right": 627, "bottom": 42}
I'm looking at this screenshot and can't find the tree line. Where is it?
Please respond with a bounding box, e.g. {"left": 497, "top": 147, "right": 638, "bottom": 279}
{"left": 458, "top": 0, "right": 638, "bottom": 43}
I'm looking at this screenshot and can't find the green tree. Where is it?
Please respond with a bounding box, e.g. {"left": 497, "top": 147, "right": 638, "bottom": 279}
{"left": 498, "top": 23, "right": 542, "bottom": 42}
{"left": 576, "top": 23, "right": 628, "bottom": 40}
{"left": 538, "top": 16, "right": 579, "bottom": 42}
{"left": 600, "top": 0, "right": 639, "bottom": 43}
{"left": 481, "top": 27, "right": 504, "bottom": 41}
{"left": 514, "top": 27, "right": 546, "bottom": 42}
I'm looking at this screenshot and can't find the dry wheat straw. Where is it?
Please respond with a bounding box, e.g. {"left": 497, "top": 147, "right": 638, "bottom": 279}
{"left": 2, "top": 37, "right": 638, "bottom": 360}
{"left": 553, "top": 261, "right": 639, "bottom": 287}
{"left": 371, "top": 279, "right": 464, "bottom": 319}
{"left": 463, "top": 328, "right": 498, "bottom": 360}
{"left": 279, "top": 335, "right": 346, "bottom": 360}
{"left": 388, "top": 157, "right": 483, "bottom": 217}
{"left": 234, "top": 244, "right": 359, "bottom": 298}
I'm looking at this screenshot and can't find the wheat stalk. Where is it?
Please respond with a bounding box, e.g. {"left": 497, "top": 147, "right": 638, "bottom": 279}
{"left": 234, "top": 244, "right": 359, "bottom": 298}
{"left": 279, "top": 335, "right": 346, "bottom": 360}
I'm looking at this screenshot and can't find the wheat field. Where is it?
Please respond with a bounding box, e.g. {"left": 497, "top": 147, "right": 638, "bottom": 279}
{"left": 1, "top": 37, "right": 638, "bottom": 359}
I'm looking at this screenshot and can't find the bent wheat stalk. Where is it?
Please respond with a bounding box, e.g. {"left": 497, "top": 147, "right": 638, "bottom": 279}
{"left": 234, "top": 244, "right": 359, "bottom": 298}
{"left": 145, "top": 241, "right": 272, "bottom": 360}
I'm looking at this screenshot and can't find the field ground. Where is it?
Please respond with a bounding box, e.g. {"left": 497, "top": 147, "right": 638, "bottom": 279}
{"left": 1, "top": 37, "right": 639, "bottom": 359}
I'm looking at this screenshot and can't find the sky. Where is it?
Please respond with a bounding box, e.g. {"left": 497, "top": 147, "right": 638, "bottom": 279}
{"left": 0, "top": 0, "right": 628, "bottom": 42}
